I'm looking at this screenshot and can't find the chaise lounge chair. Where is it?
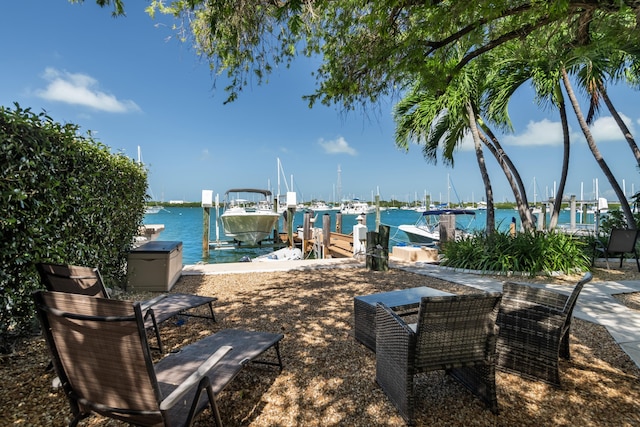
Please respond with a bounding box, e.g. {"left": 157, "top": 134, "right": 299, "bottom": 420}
{"left": 375, "top": 293, "right": 502, "bottom": 425}
{"left": 33, "top": 290, "right": 284, "bottom": 427}
{"left": 37, "top": 262, "right": 217, "bottom": 353}
{"left": 496, "top": 272, "right": 593, "bottom": 386}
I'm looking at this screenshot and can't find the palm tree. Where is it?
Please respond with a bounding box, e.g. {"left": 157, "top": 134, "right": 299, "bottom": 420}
{"left": 484, "top": 45, "right": 572, "bottom": 231}
{"left": 394, "top": 56, "right": 531, "bottom": 234}
{"left": 561, "top": 65, "right": 637, "bottom": 229}
{"left": 466, "top": 102, "right": 496, "bottom": 234}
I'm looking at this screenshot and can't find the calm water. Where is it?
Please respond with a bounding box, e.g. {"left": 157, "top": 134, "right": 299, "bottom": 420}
{"left": 144, "top": 207, "right": 595, "bottom": 264}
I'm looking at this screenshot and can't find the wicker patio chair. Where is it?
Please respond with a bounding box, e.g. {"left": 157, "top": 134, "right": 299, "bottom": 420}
{"left": 375, "top": 293, "right": 502, "bottom": 425}
{"left": 496, "top": 272, "right": 593, "bottom": 386}
{"left": 33, "top": 290, "right": 284, "bottom": 427}
{"left": 592, "top": 228, "right": 640, "bottom": 272}
{"left": 37, "top": 262, "right": 217, "bottom": 352}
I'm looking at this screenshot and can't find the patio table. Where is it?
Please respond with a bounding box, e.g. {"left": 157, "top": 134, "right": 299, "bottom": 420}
{"left": 354, "top": 286, "right": 453, "bottom": 351}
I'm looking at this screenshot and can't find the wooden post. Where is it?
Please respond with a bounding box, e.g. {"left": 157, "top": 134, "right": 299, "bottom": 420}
{"left": 366, "top": 231, "right": 377, "bottom": 270}
{"left": 439, "top": 213, "right": 456, "bottom": 247}
{"left": 287, "top": 207, "right": 295, "bottom": 248}
{"left": 303, "top": 211, "right": 311, "bottom": 256}
{"left": 322, "top": 213, "right": 331, "bottom": 259}
{"left": 336, "top": 212, "right": 342, "bottom": 234}
{"left": 273, "top": 195, "right": 280, "bottom": 241}
{"left": 202, "top": 207, "right": 210, "bottom": 258}
{"left": 539, "top": 203, "right": 547, "bottom": 230}
{"left": 303, "top": 212, "right": 312, "bottom": 240}
{"left": 375, "top": 195, "right": 381, "bottom": 229}
{"left": 378, "top": 224, "right": 389, "bottom": 271}
{"left": 509, "top": 217, "right": 516, "bottom": 236}
{"left": 570, "top": 195, "right": 576, "bottom": 230}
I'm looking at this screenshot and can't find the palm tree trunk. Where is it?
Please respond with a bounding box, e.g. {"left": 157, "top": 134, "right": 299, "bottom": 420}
{"left": 561, "top": 67, "right": 636, "bottom": 229}
{"left": 478, "top": 120, "right": 536, "bottom": 231}
{"left": 466, "top": 102, "right": 495, "bottom": 234}
{"left": 549, "top": 82, "right": 570, "bottom": 229}
{"left": 598, "top": 81, "right": 640, "bottom": 166}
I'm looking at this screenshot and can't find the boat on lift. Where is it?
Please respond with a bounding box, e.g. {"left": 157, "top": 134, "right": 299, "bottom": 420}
{"left": 219, "top": 188, "right": 280, "bottom": 245}
{"left": 399, "top": 208, "right": 476, "bottom": 245}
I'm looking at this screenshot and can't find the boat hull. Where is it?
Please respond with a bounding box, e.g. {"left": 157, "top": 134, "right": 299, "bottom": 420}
{"left": 220, "top": 212, "right": 280, "bottom": 245}
{"left": 398, "top": 224, "right": 438, "bottom": 244}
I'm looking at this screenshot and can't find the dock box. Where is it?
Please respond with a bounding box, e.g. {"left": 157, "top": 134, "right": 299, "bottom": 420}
{"left": 127, "top": 241, "right": 183, "bottom": 291}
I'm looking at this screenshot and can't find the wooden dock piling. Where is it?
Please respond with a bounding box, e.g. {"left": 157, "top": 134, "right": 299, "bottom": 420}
{"left": 322, "top": 214, "right": 331, "bottom": 258}
{"left": 202, "top": 206, "right": 210, "bottom": 258}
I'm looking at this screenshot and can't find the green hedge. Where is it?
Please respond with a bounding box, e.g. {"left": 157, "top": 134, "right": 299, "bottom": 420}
{"left": 1, "top": 104, "right": 147, "bottom": 343}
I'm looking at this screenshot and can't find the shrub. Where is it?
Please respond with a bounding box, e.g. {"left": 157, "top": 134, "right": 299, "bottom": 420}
{"left": 440, "top": 230, "right": 591, "bottom": 276}
{"left": 0, "top": 104, "right": 147, "bottom": 344}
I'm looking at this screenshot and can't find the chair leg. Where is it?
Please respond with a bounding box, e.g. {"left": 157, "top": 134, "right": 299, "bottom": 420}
{"left": 449, "top": 364, "right": 499, "bottom": 414}
{"left": 207, "top": 301, "right": 216, "bottom": 323}
{"left": 206, "top": 384, "right": 223, "bottom": 427}
{"left": 186, "top": 378, "right": 220, "bottom": 427}
{"left": 559, "top": 330, "right": 571, "bottom": 360}
{"left": 144, "top": 309, "right": 164, "bottom": 353}
{"left": 635, "top": 250, "right": 640, "bottom": 272}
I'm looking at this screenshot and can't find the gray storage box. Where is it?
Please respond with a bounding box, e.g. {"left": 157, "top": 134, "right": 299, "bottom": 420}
{"left": 127, "top": 241, "right": 183, "bottom": 291}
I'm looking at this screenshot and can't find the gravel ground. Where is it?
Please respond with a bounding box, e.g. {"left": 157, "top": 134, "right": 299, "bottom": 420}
{"left": 3, "top": 263, "right": 640, "bottom": 426}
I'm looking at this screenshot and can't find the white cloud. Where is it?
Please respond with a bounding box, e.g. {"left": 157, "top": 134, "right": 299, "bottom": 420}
{"left": 589, "top": 114, "right": 634, "bottom": 141}
{"left": 318, "top": 136, "right": 357, "bottom": 155}
{"left": 36, "top": 67, "right": 140, "bottom": 113}
{"left": 455, "top": 131, "right": 475, "bottom": 151}
{"left": 504, "top": 119, "right": 567, "bottom": 146}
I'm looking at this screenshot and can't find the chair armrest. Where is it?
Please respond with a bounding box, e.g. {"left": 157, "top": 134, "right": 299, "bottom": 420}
{"left": 140, "top": 295, "right": 168, "bottom": 311}
{"left": 376, "top": 303, "right": 415, "bottom": 372}
{"left": 159, "top": 345, "right": 232, "bottom": 411}
{"left": 375, "top": 303, "right": 416, "bottom": 421}
{"left": 376, "top": 303, "right": 414, "bottom": 338}
{"left": 593, "top": 238, "right": 606, "bottom": 250}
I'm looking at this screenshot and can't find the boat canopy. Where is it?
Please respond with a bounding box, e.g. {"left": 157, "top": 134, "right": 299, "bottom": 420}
{"left": 423, "top": 209, "right": 476, "bottom": 216}
{"left": 225, "top": 188, "right": 272, "bottom": 196}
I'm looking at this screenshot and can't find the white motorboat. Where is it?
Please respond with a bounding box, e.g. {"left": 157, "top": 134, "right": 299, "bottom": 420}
{"left": 220, "top": 188, "right": 280, "bottom": 245}
{"left": 252, "top": 247, "right": 303, "bottom": 262}
{"left": 399, "top": 208, "right": 476, "bottom": 245}
{"left": 145, "top": 205, "right": 162, "bottom": 214}
{"left": 340, "top": 199, "right": 375, "bottom": 215}
{"left": 310, "top": 201, "right": 331, "bottom": 211}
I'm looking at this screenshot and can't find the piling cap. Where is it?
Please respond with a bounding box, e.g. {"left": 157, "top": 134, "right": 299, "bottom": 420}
{"left": 356, "top": 214, "right": 365, "bottom": 223}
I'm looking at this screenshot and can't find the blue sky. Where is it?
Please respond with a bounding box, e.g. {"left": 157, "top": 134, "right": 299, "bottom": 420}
{"left": 2, "top": 1, "right": 639, "bottom": 206}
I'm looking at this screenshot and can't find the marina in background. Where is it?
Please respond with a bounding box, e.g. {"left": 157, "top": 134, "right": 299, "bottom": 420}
{"left": 144, "top": 206, "right": 604, "bottom": 265}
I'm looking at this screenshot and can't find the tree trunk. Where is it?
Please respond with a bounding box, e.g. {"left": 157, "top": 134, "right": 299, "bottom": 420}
{"left": 478, "top": 121, "right": 536, "bottom": 231}
{"left": 466, "top": 102, "right": 495, "bottom": 234}
{"left": 549, "top": 81, "right": 570, "bottom": 229}
{"left": 598, "top": 81, "right": 640, "bottom": 166}
{"left": 561, "top": 67, "right": 636, "bottom": 229}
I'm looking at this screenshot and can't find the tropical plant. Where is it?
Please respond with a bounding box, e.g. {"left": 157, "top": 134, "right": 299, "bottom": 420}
{"left": 441, "top": 231, "right": 591, "bottom": 276}
{"left": 394, "top": 55, "right": 497, "bottom": 234}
